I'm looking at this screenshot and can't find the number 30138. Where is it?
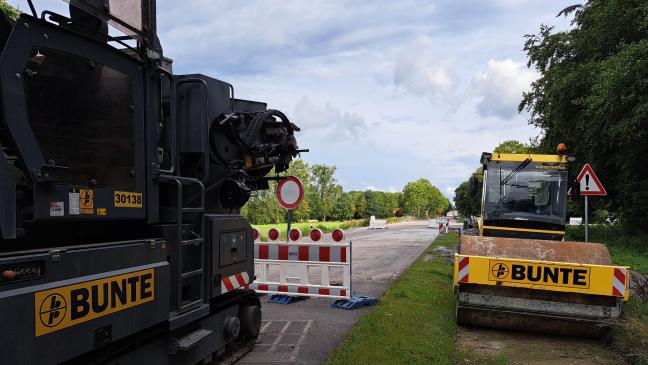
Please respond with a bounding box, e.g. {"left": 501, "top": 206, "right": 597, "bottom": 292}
{"left": 114, "top": 192, "right": 143, "bottom": 208}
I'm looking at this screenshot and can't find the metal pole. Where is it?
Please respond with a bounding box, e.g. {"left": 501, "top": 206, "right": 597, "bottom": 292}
{"left": 349, "top": 240, "right": 353, "bottom": 298}
{"left": 584, "top": 195, "right": 589, "bottom": 243}
{"left": 286, "top": 210, "right": 293, "bottom": 242}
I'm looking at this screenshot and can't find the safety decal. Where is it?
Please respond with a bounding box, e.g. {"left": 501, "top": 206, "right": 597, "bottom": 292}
{"left": 49, "top": 202, "right": 64, "bottom": 217}
{"left": 458, "top": 256, "right": 470, "bottom": 283}
{"left": 221, "top": 272, "right": 250, "bottom": 293}
{"left": 80, "top": 189, "right": 94, "bottom": 214}
{"left": 613, "top": 268, "right": 626, "bottom": 297}
{"left": 68, "top": 192, "right": 80, "bottom": 215}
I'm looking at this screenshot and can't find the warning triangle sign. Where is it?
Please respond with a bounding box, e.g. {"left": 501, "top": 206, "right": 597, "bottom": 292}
{"left": 576, "top": 164, "right": 607, "bottom": 196}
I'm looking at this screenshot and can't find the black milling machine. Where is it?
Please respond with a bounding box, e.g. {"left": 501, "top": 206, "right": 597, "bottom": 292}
{"left": 0, "top": 1, "right": 306, "bottom": 363}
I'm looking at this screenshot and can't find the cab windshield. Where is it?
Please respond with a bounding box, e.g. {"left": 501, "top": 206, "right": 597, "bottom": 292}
{"left": 483, "top": 160, "right": 568, "bottom": 225}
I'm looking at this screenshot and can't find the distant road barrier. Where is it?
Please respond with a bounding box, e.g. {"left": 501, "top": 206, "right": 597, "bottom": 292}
{"left": 369, "top": 216, "right": 387, "bottom": 229}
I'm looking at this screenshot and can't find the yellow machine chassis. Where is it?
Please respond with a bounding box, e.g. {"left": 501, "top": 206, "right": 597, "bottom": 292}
{"left": 454, "top": 254, "right": 629, "bottom": 301}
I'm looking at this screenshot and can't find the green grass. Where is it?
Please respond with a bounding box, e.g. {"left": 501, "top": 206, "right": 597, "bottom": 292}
{"left": 325, "top": 233, "right": 507, "bottom": 365}
{"left": 611, "top": 298, "right": 648, "bottom": 365}
{"left": 565, "top": 225, "right": 648, "bottom": 274}
{"left": 253, "top": 219, "right": 368, "bottom": 241}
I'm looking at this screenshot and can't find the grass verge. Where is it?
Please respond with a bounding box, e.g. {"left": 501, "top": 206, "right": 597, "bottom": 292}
{"left": 566, "top": 225, "right": 648, "bottom": 364}
{"left": 325, "top": 233, "right": 506, "bottom": 365}
{"left": 611, "top": 298, "right": 648, "bottom": 364}
{"left": 253, "top": 219, "right": 368, "bottom": 241}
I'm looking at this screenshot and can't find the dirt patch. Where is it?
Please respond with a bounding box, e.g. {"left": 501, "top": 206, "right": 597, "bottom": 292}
{"left": 433, "top": 245, "right": 457, "bottom": 262}
{"left": 457, "top": 326, "right": 627, "bottom": 365}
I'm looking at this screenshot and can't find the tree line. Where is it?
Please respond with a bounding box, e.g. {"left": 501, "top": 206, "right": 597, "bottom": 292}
{"left": 241, "top": 160, "right": 450, "bottom": 225}
{"left": 518, "top": 1, "right": 648, "bottom": 233}
{"left": 455, "top": 1, "right": 648, "bottom": 233}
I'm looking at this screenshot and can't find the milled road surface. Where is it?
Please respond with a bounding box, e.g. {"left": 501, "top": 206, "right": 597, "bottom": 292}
{"left": 238, "top": 221, "right": 438, "bottom": 365}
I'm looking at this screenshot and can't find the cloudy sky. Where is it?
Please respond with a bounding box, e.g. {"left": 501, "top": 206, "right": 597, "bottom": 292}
{"left": 15, "top": 0, "right": 574, "bottom": 199}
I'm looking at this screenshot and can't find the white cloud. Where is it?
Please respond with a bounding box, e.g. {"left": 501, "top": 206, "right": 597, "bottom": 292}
{"left": 445, "top": 186, "right": 456, "bottom": 199}
{"left": 472, "top": 59, "right": 537, "bottom": 119}
{"left": 365, "top": 185, "right": 380, "bottom": 191}
{"left": 393, "top": 35, "right": 455, "bottom": 99}
{"left": 292, "top": 96, "right": 367, "bottom": 139}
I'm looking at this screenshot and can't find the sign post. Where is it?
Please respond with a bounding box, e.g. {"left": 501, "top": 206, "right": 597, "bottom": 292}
{"left": 276, "top": 176, "right": 304, "bottom": 242}
{"left": 576, "top": 164, "right": 607, "bottom": 242}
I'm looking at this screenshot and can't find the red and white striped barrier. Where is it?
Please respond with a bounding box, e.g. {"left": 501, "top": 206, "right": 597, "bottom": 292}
{"left": 249, "top": 228, "right": 352, "bottom": 300}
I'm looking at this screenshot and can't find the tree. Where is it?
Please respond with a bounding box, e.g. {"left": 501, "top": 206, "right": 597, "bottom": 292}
{"left": 519, "top": 1, "right": 648, "bottom": 232}
{"left": 493, "top": 140, "right": 534, "bottom": 154}
{"left": 309, "top": 164, "right": 339, "bottom": 221}
{"left": 0, "top": 0, "right": 20, "bottom": 20}
{"left": 454, "top": 168, "right": 483, "bottom": 217}
{"left": 349, "top": 191, "right": 367, "bottom": 219}
{"left": 331, "top": 192, "right": 354, "bottom": 221}
{"left": 402, "top": 178, "right": 449, "bottom": 219}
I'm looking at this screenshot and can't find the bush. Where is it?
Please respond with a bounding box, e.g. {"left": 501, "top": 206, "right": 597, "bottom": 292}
{"left": 593, "top": 209, "right": 610, "bottom": 224}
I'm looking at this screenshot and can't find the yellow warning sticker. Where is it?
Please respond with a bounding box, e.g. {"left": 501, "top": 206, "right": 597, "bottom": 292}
{"left": 96, "top": 208, "right": 107, "bottom": 216}
{"left": 488, "top": 259, "right": 591, "bottom": 289}
{"left": 114, "top": 191, "right": 143, "bottom": 208}
{"left": 80, "top": 189, "right": 94, "bottom": 214}
{"left": 34, "top": 269, "right": 154, "bottom": 336}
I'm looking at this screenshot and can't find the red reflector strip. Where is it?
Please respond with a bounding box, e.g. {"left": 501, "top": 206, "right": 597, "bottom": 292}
{"left": 259, "top": 245, "right": 269, "bottom": 260}
{"left": 299, "top": 246, "right": 309, "bottom": 261}
{"left": 235, "top": 273, "right": 247, "bottom": 287}
{"left": 222, "top": 277, "right": 234, "bottom": 292}
{"left": 278, "top": 245, "right": 289, "bottom": 260}
{"left": 458, "top": 257, "right": 469, "bottom": 270}
{"left": 319, "top": 247, "right": 330, "bottom": 262}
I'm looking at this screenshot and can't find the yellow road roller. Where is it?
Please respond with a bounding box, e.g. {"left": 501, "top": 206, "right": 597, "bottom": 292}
{"left": 454, "top": 149, "right": 629, "bottom": 337}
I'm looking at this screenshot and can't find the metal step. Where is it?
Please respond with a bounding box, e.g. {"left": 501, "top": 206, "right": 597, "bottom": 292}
{"left": 169, "top": 328, "right": 213, "bottom": 354}
{"left": 181, "top": 268, "right": 203, "bottom": 280}
{"left": 182, "top": 238, "right": 204, "bottom": 246}
{"left": 169, "top": 303, "right": 210, "bottom": 330}
{"left": 182, "top": 207, "right": 204, "bottom": 213}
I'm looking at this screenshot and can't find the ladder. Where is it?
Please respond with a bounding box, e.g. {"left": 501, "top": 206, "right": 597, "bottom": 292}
{"left": 159, "top": 174, "right": 206, "bottom": 313}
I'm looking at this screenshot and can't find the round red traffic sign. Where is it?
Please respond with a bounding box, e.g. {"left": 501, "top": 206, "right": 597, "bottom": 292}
{"left": 276, "top": 176, "right": 303, "bottom": 210}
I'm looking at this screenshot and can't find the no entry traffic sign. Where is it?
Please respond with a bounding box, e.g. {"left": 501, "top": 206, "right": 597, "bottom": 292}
{"left": 276, "top": 176, "right": 304, "bottom": 210}
{"left": 577, "top": 164, "right": 607, "bottom": 196}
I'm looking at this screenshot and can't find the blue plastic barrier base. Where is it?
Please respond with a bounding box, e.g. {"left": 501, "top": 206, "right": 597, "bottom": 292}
{"left": 331, "top": 295, "right": 378, "bottom": 310}
{"left": 268, "top": 294, "right": 308, "bottom": 304}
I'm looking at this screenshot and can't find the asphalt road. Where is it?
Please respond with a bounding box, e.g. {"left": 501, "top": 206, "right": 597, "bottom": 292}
{"left": 238, "top": 221, "right": 438, "bottom": 365}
